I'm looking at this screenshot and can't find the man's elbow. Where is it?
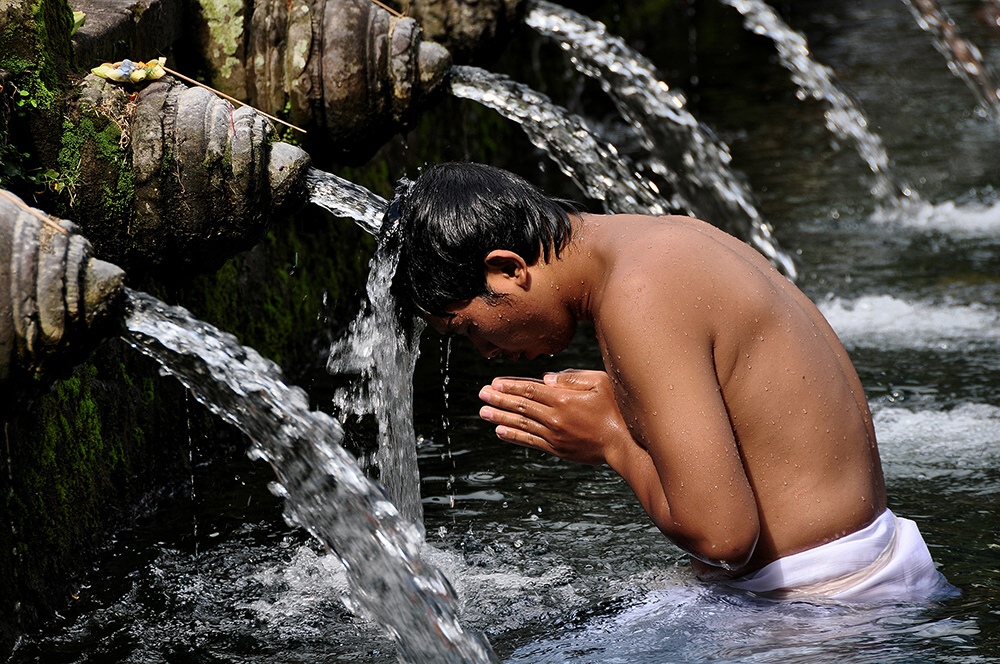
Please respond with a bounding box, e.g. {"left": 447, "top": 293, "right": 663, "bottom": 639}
{"left": 684, "top": 526, "right": 759, "bottom": 571}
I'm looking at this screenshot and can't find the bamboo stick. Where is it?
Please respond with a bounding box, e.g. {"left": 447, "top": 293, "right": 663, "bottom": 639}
{"left": 161, "top": 66, "right": 308, "bottom": 135}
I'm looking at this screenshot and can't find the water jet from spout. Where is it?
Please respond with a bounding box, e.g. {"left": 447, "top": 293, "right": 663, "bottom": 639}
{"left": 721, "top": 0, "right": 917, "bottom": 207}
{"left": 525, "top": 0, "right": 796, "bottom": 279}
{"left": 901, "top": 0, "right": 1000, "bottom": 119}
{"left": 123, "top": 289, "right": 496, "bottom": 663}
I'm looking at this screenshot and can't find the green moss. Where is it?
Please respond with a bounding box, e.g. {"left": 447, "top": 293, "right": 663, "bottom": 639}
{"left": 54, "top": 110, "right": 134, "bottom": 226}
{"left": 198, "top": 0, "right": 245, "bottom": 82}
{"left": 91, "top": 119, "right": 124, "bottom": 160}
{"left": 0, "top": 0, "right": 73, "bottom": 99}
{"left": 1, "top": 338, "right": 238, "bottom": 655}
{"left": 102, "top": 157, "right": 134, "bottom": 223}
{"left": 24, "top": 365, "right": 106, "bottom": 558}
{"left": 141, "top": 377, "right": 155, "bottom": 406}
{"left": 173, "top": 206, "right": 372, "bottom": 375}
{"left": 118, "top": 362, "right": 134, "bottom": 388}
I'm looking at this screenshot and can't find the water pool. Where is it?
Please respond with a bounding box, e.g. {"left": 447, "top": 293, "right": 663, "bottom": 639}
{"left": 10, "top": 0, "right": 1000, "bottom": 661}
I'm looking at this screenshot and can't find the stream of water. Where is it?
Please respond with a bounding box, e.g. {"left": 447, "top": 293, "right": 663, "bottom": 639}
{"left": 449, "top": 66, "right": 674, "bottom": 217}
{"left": 524, "top": 0, "right": 797, "bottom": 278}
{"left": 326, "top": 209, "right": 426, "bottom": 527}
{"left": 901, "top": 0, "right": 1000, "bottom": 118}
{"left": 722, "top": 0, "right": 917, "bottom": 207}
{"left": 122, "top": 289, "right": 494, "bottom": 663}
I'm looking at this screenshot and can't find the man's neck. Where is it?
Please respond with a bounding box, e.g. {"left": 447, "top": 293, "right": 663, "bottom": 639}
{"left": 550, "top": 213, "right": 609, "bottom": 323}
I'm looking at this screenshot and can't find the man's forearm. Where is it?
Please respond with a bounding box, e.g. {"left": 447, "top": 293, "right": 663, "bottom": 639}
{"left": 604, "top": 438, "right": 674, "bottom": 534}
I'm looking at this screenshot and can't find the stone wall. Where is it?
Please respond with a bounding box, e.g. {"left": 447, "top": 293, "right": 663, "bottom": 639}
{"left": 0, "top": 0, "right": 529, "bottom": 654}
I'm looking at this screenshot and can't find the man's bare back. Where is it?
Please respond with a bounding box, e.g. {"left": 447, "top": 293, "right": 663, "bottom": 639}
{"left": 467, "top": 212, "right": 886, "bottom": 576}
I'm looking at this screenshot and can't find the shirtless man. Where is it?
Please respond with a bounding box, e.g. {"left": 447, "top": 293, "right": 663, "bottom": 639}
{"left": 390, "top": 162, "right": 949, "bottom": 600}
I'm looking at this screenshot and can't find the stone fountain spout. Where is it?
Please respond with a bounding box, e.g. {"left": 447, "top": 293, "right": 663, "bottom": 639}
{"left": 0, "top": 190, "right": 125, "bottom": 398}
{"left": 411, "top": 0, "right": 525, "bottom": 63}
{"left": 194, "top": 0, "right": 453, "bottom": 158}
{"left": 65, "top": 74, "right": 313, "bottom": 276}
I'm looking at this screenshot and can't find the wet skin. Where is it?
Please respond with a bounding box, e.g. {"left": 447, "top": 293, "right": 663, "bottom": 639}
{"left": 427, "top": 213, "right": 886, "bottom": 577}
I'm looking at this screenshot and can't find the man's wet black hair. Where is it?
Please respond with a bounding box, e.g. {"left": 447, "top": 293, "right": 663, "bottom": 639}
{"left": 390, "top": 162, "right": 577, "bottom": 318}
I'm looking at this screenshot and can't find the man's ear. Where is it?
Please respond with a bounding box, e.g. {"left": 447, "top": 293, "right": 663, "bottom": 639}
{"left": 484, "top": 250, "right": 530, "bottom": 292}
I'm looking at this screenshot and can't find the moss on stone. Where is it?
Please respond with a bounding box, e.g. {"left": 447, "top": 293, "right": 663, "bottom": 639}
{"left": 0, "top": 340, "right": 237, "bottom": 655}
{"left": 0, "top": 0, "right": 75, "bottom": 198}
{"left": 170, "top": 205, "right": 373, "bottom": 375}
{"left": 195, "top": 0, "right": 246, "bottom": 94}
{"left": 0, "top": 0, "right": 73, "bottom": 90}
{"left": 51, "top": 100, "right": 136, "bottom": 255}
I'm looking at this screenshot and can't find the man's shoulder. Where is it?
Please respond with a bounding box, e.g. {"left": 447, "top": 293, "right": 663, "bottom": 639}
{"left": 602, "top": 227, "right": 725, "bottom": 302}
{"left": 595, "top": 220, "right": 777, "bottom": 339}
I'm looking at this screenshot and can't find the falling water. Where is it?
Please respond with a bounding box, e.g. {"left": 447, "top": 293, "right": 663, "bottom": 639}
{"left": 305, "top": 169, "right": 425, "bottom": 525}
{"left": 123, "top": 289, "right": 496, "bottom": 663}
{"left": 450, "top": 66, "right": 673, "bottom": 217}
{"left": 525, "top": 0, "right": 797, "bottom": 279}
{"left": 327, "top": 227, "right": 426, "bottom": 526}
{"left": 721, "top": 0, "right": 916, "bottom": 206}
{"left": 900, "top": 0, "right": 1000, "bottom": 118}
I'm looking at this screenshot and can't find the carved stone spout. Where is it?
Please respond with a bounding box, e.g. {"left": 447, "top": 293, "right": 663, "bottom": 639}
{"left": 65, "top": 74, "right": 312, "bottom": 275}
{"left": 195, "top": 0, "right": 451, "bottom": 157}
{"left": 410, "top": 0, "right": 526, "bottom": 62}
{"left": 0, "top": 190, "right": 125, "bottom": 394}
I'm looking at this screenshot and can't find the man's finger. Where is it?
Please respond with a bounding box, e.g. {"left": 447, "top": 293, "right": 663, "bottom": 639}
{"left": 543, "top": 369, "right": 606, "bottom": 390}
{"left": 479, "top": 403, "right": 550, "bottom": 438}
{"left": 494, "top": 423, "right": 551, "bottom": 453}
{"left": 484, "top": 379, "right": 562, "bottom": 408}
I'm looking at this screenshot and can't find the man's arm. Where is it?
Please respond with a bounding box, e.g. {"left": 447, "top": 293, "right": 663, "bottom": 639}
{"left": 594, "top": 275, "right": 760, "bottom": 569}
{"left": 479, "top": 360, "right": 759, "bottom": 570}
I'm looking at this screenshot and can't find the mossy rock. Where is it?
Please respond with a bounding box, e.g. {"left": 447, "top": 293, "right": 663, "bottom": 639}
{"left": 0, "top": 0, "right": 76, "bottom": 193}
{"left": 0, "top": 338, "right": 238, "bottom": 656}
{"left": 161, "top": 204, "right": 375, "bottom": 377}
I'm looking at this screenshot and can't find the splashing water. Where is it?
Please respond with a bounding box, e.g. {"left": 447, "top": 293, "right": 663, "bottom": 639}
{"left": 901, "top": 0, "right": 1000, "bottom": 118}
{"left": 525, "top": 0, "right": 797, "bottom": 279}
{"left": 721, "top": 0, "right": 916, "bottom": 207}
{"left": 819, "top": 294, "right": 1000, "bottom": 350}
{"left": 304, "top": 170, "right": 425, "bottom": 524}
{"left": 450, "top": 65, "right": 673, "bottom": 217}
{"left": 124, "top": 289, "right": 496, "bottom": 663}
{"left": 327, "top": 223, "right": 426, "bottom": 526}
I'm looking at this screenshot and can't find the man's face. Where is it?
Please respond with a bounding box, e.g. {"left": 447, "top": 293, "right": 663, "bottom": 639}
{"left": 425, "top": 293, "right": 575, "bottom": 361}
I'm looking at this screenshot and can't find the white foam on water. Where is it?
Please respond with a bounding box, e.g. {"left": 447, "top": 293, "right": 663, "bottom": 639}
{"left": 420, "top": 545, "right": 593, "bottom": 632}
{"left": 245, "top": 545, "right": 351, "bottom": 631}
{"left": 244, "top": 542, "right": 602, "bottom": 636}
{"left": 818, "top": 294, "right": 1000, "bottom": 349}
{"left": 872, "top": 197, "right": 1000, "bottom": 235}
{"left": 872, "top": 402, "right": 1000, "bottom": 484}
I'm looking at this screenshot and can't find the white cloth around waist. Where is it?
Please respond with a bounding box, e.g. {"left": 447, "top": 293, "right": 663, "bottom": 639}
{"left": 721, "top": 509, "right": 952, "bottom": 602}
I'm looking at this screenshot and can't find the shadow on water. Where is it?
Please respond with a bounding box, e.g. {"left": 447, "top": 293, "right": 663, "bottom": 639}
{"left": 9, "top": 0, "right": 1000, "bottom": 661}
